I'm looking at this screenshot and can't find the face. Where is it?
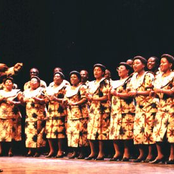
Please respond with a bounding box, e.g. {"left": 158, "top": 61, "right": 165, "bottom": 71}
{"left": 147, "top": 57, "right": 157, "bottom": 70}
{"left": 54, "top": 67, "right": 62, "bottom": 74}
{"left": 104, "top": 69, "right": 111, "bottom": 79}
{"left": 30, "top": 68, "right": 39, "bottom": 78}
{"left": 4, "top": 79, "right": 13, "bottom": 91}
{"left": 160, "top": 58, "right": 172, "bottom": 72}
{"left": 80, "top": 70, "right": 88, "bottom": 82}
{"left": 54, "top": 73, "right": 63, "bottom": 85}
{"left": 133, "top": 59, "right": 145, "bottom": 73}
{"left": 117, "top": 65, "right": 129, "bottom": 78}
{"left": 126, "top": 59, "right": 133, "bottom": 67}
{"left": 70, "top": 74, "right": 80, "bottom": 86}
{"left": 93, "top": 66, "right": 104, "bottom": 79}
{"left": 30, "top": 78, "right": 40, "bottom": 89}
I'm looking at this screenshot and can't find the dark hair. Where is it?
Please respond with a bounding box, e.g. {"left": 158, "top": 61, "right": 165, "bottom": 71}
{"left": 54, "top": 71, "right": 65, "bottom": 79}
{"left": 93, "top": 63, "right": 106, "bottom": 72}
{"left": 3, "top": 76, "right": 14, "bottom": 84}
{"left": 69, "top": 70, "right": 81, "bottom": 80}
{"left": 133, "top": 55, "right": 147, "bottom": 65}
{"left": 30, "top": 76, "right": 41, "bottom": 84}
{"left": 161, "top": 54, "right": 174, "bottom": 64}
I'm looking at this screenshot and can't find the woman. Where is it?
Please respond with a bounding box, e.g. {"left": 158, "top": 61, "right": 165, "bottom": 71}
{"left": 128, "top": 56, "right": 157, "bottom": 162}
{"left": 152, "top": 54, "right": 174, "bottom": 164}
{"left": 0, "top": 77, "right": 22, "bottom": 156}
{"left": 109, "top": 62, "right": 135, "bottom": 161}
{"left": 65, "top": 71, "right": 88, "bottom": 159}
{"left": 147, "top": 56, "right": 160, "bottom": 75}
{"left": 45, "top": 72, "right": 68, "bottom": 158}
{"left": 23, "top": 76, "right": 47, "bottom": 157}
{"left": 86, "top": 63, "right": 110, "bottom": 160}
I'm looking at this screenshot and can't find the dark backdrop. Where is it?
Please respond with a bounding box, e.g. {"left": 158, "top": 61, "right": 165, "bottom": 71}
{"left": 0, "top": 0, "right": 174, "bottom": 88}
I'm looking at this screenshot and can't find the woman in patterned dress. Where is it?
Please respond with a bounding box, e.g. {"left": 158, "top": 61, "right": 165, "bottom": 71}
{"left": 151, "top": 54, "right": 174, "bottom": 164}
{"left": 45, "top": 72, "right": 68, "bottom": 158}
{"left": 0, "top": 77, "right": 22, "bottom": 156}
{"left": 128, "top": 56, "right": 157, "bottom": 162}
{"left": 65, "top": 71, "right": 88, "bottom": 159}
{"left": 85, "top": 63, "right": 110, "bottom": 160}
{"left": 23, "top": 76, "right": 47, "bottom": 157}
{"left": 109, "top": 62, "right": 135, "bottom": 161}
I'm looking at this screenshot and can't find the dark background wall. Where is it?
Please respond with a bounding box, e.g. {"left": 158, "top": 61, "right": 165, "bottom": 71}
{"left": 0, "top": 0, "right": 174, "bottom": 88}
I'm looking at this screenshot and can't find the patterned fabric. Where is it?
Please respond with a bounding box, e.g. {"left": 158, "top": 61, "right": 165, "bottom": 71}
{"left": 153, "top": 72, "right": 174, "bottom": 143}
{"left": 0, "top": 89, "right": 22, "bottom": 142}
{"left": 45, "top": 83, "right": 67, "bottom": 139}
{"left": 66, "top": 85, "right": 89, "bottom": 147}
{"left": 109, "top": 78, "right": 135, "bottom": 140}
{"left": 129, "top": 72, "right": 157, "bottom": 144}
{"left": 23, "top": 87, "right": 47, "bottom": 148}
{"left": 87, "top": 79, "right": 110, "bottom": 140}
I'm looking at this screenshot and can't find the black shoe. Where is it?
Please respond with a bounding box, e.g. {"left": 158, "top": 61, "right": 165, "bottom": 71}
{"left": 26, "top": 153, "right": 33, "bottom": 157}
{"left": 0, "top": 169, "right": 3, "bottom": 172}
{"left": 95, "top": 157, "right": 104, "bottom": 161}
{"left": 77, "top": 154, "right": 85, "bottom": 159}
{"left": 8, "top": 153, "right": 13, "bottom": 157}
{"left": 122, "top": 157, "right": 129, "bottom": 162}
{"left": 166, "top": 159, "right": 174, "bottom": 164}
{"left": 68, "top": 153, "right": 77, "bottom": 159}
{"left": 150, "top": 157, "right": 165, "bottom": 164}
{"left": 110, "top": 156, "right": 122, "bottom": 161}
{"left": 34, "top": 153, "right": 40, "bottom": 157}
{"left": 85, "top": 155, "right": 97, "bottom": 160}
{"left": 45, "top": 153, "right": 55, "bottom": 158}
{"left": 133, "top": 158, "right": 145, "bottom": 162}
{"left": 56, "top": 154, "right": 64, "bottom": 158}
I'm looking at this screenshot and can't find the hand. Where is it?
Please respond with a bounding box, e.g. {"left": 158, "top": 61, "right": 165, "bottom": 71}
{"left": 14, "top": 63, "right": 23, "bottom": 72}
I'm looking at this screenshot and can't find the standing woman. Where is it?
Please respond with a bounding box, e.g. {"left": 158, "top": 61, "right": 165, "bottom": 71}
{"left": 23, "top": 76, "right": 47, "bottom": 157}
{"left": 128, "top": 56, "right": 157, "bottom": 162}
{"left": 45, "top": 72, "right": 68, "bottom": 158}
{"left": 109, "top": 62, "right": 135, "bottom": 161}
{"left": 65, "top": 71, "right": 89, "bottom": 159}
{"left": 0, "top": 77, "right": 23, "bottom": 156}
{"left": 152, "top": 54, "right": 174, "bottom": 164}
{"left": 86, "top": 63, "right": 110, "bottom": 160}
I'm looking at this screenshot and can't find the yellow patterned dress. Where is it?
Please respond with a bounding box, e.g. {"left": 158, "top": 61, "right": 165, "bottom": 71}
{"left": 0, "top": 89, "right": 22, "bottom": 142}
{"left": 87, "top": 78, "right": 110, "bottom": 140}
{"left": 153, "top": 72, "right": 174, "bottom": 143}
{"left": 45, "top": 81, "right": 67, "bottom": 139}
{"left": 66, "top": 85, "right": 89, "bottom": 147}
{"left": 109, "top": 78, "right": 135, "bottom": 140}
{"left": 129, "top": 72, "right": 157, "bottom": 144}
{"left": 23, "top": 87, "right": 47, "bottom": 148}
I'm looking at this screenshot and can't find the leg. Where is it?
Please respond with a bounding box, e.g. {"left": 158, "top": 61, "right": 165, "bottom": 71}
{"left": 150, "top": 142, "right": 165, "bottom": 164}
{"left": 145, "top": 144, "right": 154, "bottom": 161}
{"left": 168, "top": 143, "right": 174, "bottom": 161}
{"left": 8, "top": 142, "right": 13, "bottom": 157}
{"left": 56, "top": 139, "right": 64, "bottom": 157}
{"left": 85, "top": 140, "right": 97, "bottom": 160}
{"left": 133, "top": 144, "right": 145, "bottom": 162}
{"left": 123, "top": 140, "right": 131, "bottom": 160}
{"left": 113, "top": 140, "right": 122, "bottom": 158}
{"left": 46, "top": 139, "right": 54, "bottom": 158}
{"left": 0, "top": 142, "right": 2, "bottom": 155}
{"left": 96, "top": 140, "right": 105, "bottom": 160}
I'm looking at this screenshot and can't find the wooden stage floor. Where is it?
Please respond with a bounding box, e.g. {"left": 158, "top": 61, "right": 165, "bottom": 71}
{"left": 1, "top": 156, "right": 174, "bottom": 174}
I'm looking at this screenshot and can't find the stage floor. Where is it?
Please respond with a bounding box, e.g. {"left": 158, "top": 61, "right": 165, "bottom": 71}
{"left": 1, "top": 156, "right": 174, "bottom": 174}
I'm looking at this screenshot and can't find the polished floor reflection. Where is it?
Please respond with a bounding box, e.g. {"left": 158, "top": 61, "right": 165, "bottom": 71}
{"left": 1, "top": 156, "right": 174, "bottom": 174}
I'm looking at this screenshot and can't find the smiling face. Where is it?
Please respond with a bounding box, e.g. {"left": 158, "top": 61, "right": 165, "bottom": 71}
{"left": 70, "top": 74, "right": 80, "bottom": 86}
{"left": 133, "top": 59, "right": 145, "bottom": 73}
{"left": 147, "top": 57, "right": 157, "bottom": 71}
{"left": 160, "top": 57, "right": 172, "bottom": 73}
